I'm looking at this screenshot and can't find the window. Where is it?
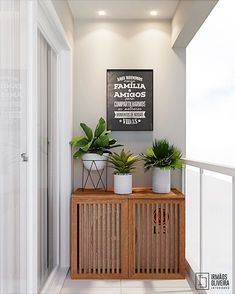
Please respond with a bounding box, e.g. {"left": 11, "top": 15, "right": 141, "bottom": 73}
{"left": 187, "top": 0, "right": 235, "bottom": 165}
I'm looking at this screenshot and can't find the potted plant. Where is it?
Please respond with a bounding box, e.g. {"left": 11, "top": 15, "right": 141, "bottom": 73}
{"left": 108, "top": 149, "right": 140, "bottom": 194}
{"left": 142, "top": 139, "right": 182, "bottom": 193}
{"left": 70, "top": 117, "right": 122, "bottom": 170}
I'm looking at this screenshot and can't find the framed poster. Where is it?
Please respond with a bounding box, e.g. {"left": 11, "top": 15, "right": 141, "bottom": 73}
{"left": 107, "top": 69, "right": 153, "bottom": 131}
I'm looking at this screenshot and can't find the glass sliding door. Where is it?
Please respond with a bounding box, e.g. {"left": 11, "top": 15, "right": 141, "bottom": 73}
{"left": 37, "top": 31, "right": 58, "bottom": 291}
{"left": 0, "top": 0, "right": 27, "bottom": 293}
{"left": 47, "top": 47, "right": 58, "bottom": 272}
{"left": 38, "top": 30, "right": 48, "bottom": 290}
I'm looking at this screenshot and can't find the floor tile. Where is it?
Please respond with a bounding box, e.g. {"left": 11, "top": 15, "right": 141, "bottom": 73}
{"left": 120, "top": 280, "right": 191, "bottom": 289}
{"left": 121, "top": 288, "right": 193, "bottom": 294}
{"left": 60, "top": 277, "right": 194, "bottom": 294}
{"left": 61, "top": 279, "right": 121, "bottom": 290}
{"left": 61, "top": 287, "right": 121, "bottom": 294}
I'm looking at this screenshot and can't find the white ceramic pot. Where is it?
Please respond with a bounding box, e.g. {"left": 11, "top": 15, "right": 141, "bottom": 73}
{"left": 81, "top": 153, "right": 108, "bottom": 171}
{"left": 152, "top": 167, "right": 171, "bottom": 193}
{"left": 114, "top": 174, "right": 132, "bottom": 194}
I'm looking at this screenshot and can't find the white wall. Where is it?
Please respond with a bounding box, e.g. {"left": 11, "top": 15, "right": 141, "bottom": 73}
{"left": 73, "top": 20, "right": 186, "bottom": 190}
{"left": 51, "top": 0, "right": 74, "bottom": 46}
{"left": 171, "top": 0, "right": 218, "bottom": 47}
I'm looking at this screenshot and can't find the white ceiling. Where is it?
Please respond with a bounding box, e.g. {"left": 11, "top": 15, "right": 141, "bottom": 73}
{"left": 68, "top": 0, "right": 180, "bottom": 20}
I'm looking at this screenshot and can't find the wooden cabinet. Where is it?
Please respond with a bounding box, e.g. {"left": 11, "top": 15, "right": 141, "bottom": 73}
{"left": 71, "top": 192, "right": 129, "bottom": 279}
{"left": 71, "top": 188, "right": 185, "bottom": 279}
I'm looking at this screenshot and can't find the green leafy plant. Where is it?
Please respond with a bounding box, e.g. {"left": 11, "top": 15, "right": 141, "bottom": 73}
{"left": 108, "top": 149, "right": 140, "bottom": 174}
{"left": 70, "top": 117, "right": 122, "bottom": 158}
{"left": 142, "top": 139, "right": 182, "bottom": 170}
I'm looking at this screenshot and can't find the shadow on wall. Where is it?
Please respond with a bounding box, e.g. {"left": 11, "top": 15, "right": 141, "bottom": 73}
{"left": 73, "top": 131, "right": 153, "bottom": 190}
{"left": 72, "top": 131, "right": 182, "bottom": 191}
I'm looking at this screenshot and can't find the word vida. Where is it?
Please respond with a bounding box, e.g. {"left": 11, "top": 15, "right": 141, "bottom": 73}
{"left": 122, "top": 119, "right": 139, "bottom": 125}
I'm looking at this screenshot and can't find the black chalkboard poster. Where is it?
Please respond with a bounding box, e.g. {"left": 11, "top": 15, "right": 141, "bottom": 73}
{"left": 107, "top": 69, "right": 153, "bottom": 131}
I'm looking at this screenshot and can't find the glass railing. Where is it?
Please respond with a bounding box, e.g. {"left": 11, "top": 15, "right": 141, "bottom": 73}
{"left": 183, "top": 159, "right": 235, "bottom": 294}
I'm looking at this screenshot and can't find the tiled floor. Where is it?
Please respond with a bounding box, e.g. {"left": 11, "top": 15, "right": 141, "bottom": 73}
{"left": 60, "top": 275, "right": 196, "bottom": 294}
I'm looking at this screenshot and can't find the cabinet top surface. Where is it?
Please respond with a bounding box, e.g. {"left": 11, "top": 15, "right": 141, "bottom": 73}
{"left": 72, "top": 188, "right": 184, "bottom": 200}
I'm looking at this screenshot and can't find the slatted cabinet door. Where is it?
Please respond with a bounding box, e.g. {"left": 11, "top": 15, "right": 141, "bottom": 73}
{"left": 129, "top": 199, "right": 185, "bottom": 279}
{"left": 71, "top": 197, "right": 129, "bottom": 279}
{"left": 71, "top": 189, "right": 185, "bottom": 279}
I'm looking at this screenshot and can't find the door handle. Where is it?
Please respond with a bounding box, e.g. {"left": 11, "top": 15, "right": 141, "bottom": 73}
{"left": 21, "top": 153, "right": 29, "bottom": 162}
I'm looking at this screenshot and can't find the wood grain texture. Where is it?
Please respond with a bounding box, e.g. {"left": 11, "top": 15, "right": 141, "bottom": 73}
{"left": 117, "top": 204, "right": 120, "bottom": 274}
{"left": 165, "top": 203, "right": 169, "bottom": 274}
{"left": 155, "top": 203, "right": 159, "bottom": 274}
{"left": 151, "top": 204, "right": 154, "bottom": 273}
{"left": 146, "top": 204, "right": 150, "bottom": 274}
{"left": 79, "top": 203, "right": 82, "bottom": 274}
{"left": 93, "top": 203, "right": 96, "bottom": 273}
{"left": 83, "top": 204, "right": 87, "bottom": 273}
{"left": 121, "top": 200, "right": 129, "bottom": 276}
{"left": 179, "top": 201, "right": 186, "bottom": 278}
{"left": 112, "top": 204, "right": 115, "bottom": 274}
{"left": 170, "top": 203, "right": 173, "bottom": 274}
{"left": 70, "top": 188, "right": 185, "bottom": 279}
{"left": 174, "top": 204, "right": 178, "bottom": 274}
{"left": 160, "top": 203, "right": 164, "bottom": 273}
{"left": 102, "top": 204, "right": 106, "bottom": 273}
{"left": 97, "top": 204, "right": 101, "bottom": 274}
{"left": 88, "top": 204, "right": 91, "bottom": 274}
{"left": 70, "top": 198, "right": 78, "bottom": 278}
{"left": 129, "top": 199, "right": 185, "bottom": 279}
{"left": 128, "top": 201, "right": 134, "bottom": 276}
{"left": 137, "top": 203, "right": 141, "bottom": 274}
{"left": 141, "top": 203, "right": 145, "bottom": 273}
{"left": 107, "top": 203, "right": 110, "bottom": 274}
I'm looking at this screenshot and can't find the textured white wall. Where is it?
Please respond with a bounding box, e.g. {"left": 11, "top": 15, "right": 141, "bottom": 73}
{"left": 73, "top": 20, "right": 186, "bottom": 190}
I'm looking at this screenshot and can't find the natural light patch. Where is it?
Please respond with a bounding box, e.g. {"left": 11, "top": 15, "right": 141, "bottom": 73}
{"left": 187, "top": 0, "right": 235, "bottom": 166}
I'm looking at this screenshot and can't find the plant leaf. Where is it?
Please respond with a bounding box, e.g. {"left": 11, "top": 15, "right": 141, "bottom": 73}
{"left": 94, "top": 117, "right": 106, "bottom": 138}
{"left": 109, "top": 138, "right": 117, "bottom": 145}
{"left": 80, "top": 123, "right": 93, "bottom": 141}
{"left": 93, "top": 134, "right": 109, "bottom": 147}
{"left": 70, "top": 136, "right": 85, "bottom": 146}
{"left": 73, "top": 137, "right": 89, "bottom": 148}
{"left": 146, "top": 148, "right": 155, "bottom": 157}
{"left": 107, "top": 144, "right": 123, "bottom": 150}
{"left": 108, "top": 149, "right": 139, "bottom": 174}
{"left": 73, "top": 149, "right": 85, "bottom": 158}
{"left": 80, "top": 140, "right": 93, "bottom": 152}
{"left": 143, "top": 139, "right": 182, "bottom": 170}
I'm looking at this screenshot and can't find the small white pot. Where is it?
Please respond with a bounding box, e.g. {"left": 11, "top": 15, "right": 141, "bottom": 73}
{"left": 152, "top": 167, "right": 171, "bottom": 193}
{"left": 114, "top": 174, "right": 132, "bottom": 194}
{"left": 81, "top": 153, "right": 108, "bottom": 171}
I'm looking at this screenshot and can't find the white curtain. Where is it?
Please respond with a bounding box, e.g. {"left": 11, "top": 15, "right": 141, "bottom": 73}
{"left": 0, "top": 1, "right": 27, "bottom": 293}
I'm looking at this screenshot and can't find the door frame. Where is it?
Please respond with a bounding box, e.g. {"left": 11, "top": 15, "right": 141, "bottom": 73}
{"left": 27, "top": 1, "right": 73, "bottom": 293}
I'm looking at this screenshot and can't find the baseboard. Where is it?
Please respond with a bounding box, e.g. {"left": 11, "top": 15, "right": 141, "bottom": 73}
{"left": 40, "top": 266, "right": 69, "bottom": 294}
{"left": 185, "top": 260, "right": 207, "bottom": 294}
